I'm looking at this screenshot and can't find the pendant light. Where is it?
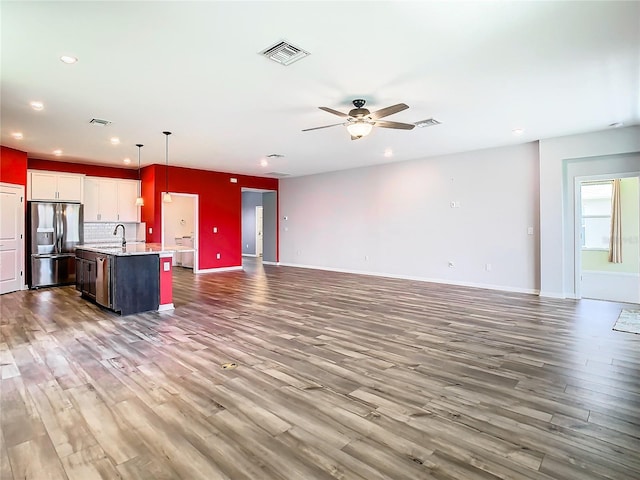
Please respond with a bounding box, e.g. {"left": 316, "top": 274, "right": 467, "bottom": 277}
{"left": 135, "top": 143, "right": 144, "bottom": 206}
{"left": 162, "top": 131, "right": 172, "bottom": 203}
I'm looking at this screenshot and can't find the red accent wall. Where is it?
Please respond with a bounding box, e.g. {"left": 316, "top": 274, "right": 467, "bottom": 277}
{"left": 145, "top": 165, "right": 278, "bottom": 270}
{"left": 2, "top": 147, "right": 278, "bottom": 271}
{"left": 0, "top": 146, "right": 28, "bottom": 186}
{"left": 159, "top": 256, "right": 173, "bottom": 305}
{"left": 28, "top": 158, "right": 137, "bottom": 179}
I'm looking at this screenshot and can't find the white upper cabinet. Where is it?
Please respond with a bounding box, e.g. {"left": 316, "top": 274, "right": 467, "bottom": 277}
{"left": 84, "top": 177, "right": 139, "bottom": 222}
{"left": 29, "top": 171, "right": 83, "bottom": 202}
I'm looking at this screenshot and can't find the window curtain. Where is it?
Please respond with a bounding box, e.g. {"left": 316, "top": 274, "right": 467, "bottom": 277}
{"left": 608, "top": 178, "right": 622, "bottom": 263}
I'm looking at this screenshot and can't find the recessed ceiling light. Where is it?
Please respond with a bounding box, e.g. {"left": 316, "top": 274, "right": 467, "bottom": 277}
{"left": 30, "top": 101, "right": 44, "bottom": 111}
{"left": 123, "top": 157, "right": 131, "bottom": 165}
{"left": 260, "top": 159, "right": 269, "bottom": 167}
{"left": 11, "top": 132, "right": 24, "bottom": 140}
{"left": 53, "top": 149, "right": 63, "bottom": 156}
{"left": 60, "top": 55, "right": 78, "bottom": 64}
{"left": 110, "top": 137, "right": 120, "bottom": 145}
{"left": 512, "top": 128, "right": 524, "bottom": 136}
{"left": 384, "top": 148, "right": 393, "bottom": 158}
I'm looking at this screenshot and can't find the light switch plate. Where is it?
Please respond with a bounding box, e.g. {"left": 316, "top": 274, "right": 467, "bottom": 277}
{"left": 149, "top": 227, "right": 153, "bottom": 234}
{"left": 163, "top": 262, "right": 170, "bottom": 272}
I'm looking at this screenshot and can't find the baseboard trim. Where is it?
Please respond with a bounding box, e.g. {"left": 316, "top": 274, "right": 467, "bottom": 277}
{"left": 278, "top": 262, "right": 540, "bottom": 296}
{"left": 196, "top": 266, "right": 243, "bottom": 274}
{"left": 539, "top": 290, "right": 567, "bottom": 299}
{"left": 262, "top": 261, "right": 279, "bottom": 266}
{"left": 158, "top": 303, "right": 175, "bottom": 312}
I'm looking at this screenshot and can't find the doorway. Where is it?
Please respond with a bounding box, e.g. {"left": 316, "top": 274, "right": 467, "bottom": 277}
{"left": 0, "top": 183, "right": 25, "bottom": 294}
{"left": 161, "top": 193, "right": 198, "bottom": 272}
{"left": 576, "top": 175, "right": 639, "bottom": 303}
{"left": 241, "top": 188, "right": 277, "bottom": 263}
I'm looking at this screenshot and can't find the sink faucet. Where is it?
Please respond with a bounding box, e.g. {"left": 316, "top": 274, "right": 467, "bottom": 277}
{"left": 113, "top": 224, "right": 126, "bottom": 247}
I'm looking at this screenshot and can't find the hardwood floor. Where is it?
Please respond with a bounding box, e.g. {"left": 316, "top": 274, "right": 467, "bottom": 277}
{"left": 1, "top": 259, "right": 639, "bottom": 479}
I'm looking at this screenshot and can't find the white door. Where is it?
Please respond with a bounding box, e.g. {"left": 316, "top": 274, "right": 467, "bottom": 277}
{"left": 0, "top": 184, "right": 25, "bottom": 294}
{"left": 256, "top": 206, "right": 263, "bottom": 257}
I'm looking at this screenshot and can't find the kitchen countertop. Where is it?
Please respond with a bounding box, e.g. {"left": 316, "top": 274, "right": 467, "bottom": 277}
{"left": 76, "top": 242, "right": 195, "bottom": 256}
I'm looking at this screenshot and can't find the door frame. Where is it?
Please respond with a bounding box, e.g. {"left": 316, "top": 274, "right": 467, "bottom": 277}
{"left": 574, "top": 172, "right": 640, "bottom": 299}
{"left": 0, "top": 182, "right": 26, "bottom": 293}
{"left": 255, "top": 205, "right": 263, "bottom": 257}
{"left": 161, "top": 192, "right": 199, "bottom": 273}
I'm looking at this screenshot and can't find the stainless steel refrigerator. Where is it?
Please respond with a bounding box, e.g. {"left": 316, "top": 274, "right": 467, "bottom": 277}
{"left": 28, "top": 201, "right": 84, "bottom": 288}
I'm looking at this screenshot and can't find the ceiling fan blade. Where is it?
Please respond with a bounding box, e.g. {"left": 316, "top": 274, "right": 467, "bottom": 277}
{"left": 369, "top": 103, "right": 409, "bottom": 120}
{"left": 319, "top": 106, "right": 350, "bottom": 118}
{"left": 302, "top": 122, "right": 344, "bottom": 132}
{"left": 374, "top": 120, "right": 416, "bottom": 130}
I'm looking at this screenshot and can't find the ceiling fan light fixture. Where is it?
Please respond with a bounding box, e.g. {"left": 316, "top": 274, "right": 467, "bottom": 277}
{"left": 346, "top": 121, "right": 373, "bottom": 138}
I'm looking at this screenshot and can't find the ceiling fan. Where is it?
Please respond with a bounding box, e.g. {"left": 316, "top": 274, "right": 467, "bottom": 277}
{"left": 302, "top": 99, "right": 415, "bottom": 140}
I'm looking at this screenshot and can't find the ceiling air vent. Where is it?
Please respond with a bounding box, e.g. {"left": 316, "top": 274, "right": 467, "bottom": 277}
{"left": 265, "top": 172, "right": 290, "bottom": 178}
{"left": 415, "top": 118, "right": 441, "bottom": 128}
{"left": 266, "top": 153, "right": 285, "bottom": 158}
{"left": 89, "top": 118, "right": 112, "bottom": 126}
{"left": 260, "top": 41, "right": 309, "bottom": 66}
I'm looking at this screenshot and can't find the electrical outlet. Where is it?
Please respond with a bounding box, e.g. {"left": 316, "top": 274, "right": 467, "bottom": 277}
{"left": 216, "top": 253, "right": 221, "bottom": 259}
{"left": 448, "top": 261, "right": 455, "bottom": 268}
{"left": 163, "top": 262, "right": 170, "bottom": 272}
{"left": 486, "top": 263, "right": 492, "bottom": 271}
{"left": 527, "top": 227, "right": 534, "bottom": 235}
{"left": 148, "top": 227, "right": 153, "bottom": 234}
{"left": 213, "top": 227, "right": 218, "bottom": 233}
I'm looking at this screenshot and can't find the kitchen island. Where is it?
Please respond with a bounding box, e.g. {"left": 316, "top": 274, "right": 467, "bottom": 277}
{"left": 75, "top": 243, "right": 191, "bottom": 315}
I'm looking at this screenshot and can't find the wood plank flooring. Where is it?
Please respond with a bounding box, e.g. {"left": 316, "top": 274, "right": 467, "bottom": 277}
{"left": 1, "top": 258, "right": 639, "bottom": 479}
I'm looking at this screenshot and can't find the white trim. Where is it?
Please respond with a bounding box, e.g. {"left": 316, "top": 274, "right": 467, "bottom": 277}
{"left": 158, "top": 303, "right": 175, "bottom": 311}
{"left": 197, "top": 266, "right": 243, "bottom": 274}
{"left": 262, "top": 261, "right": 279, "bottom": 266}
{"left": 242, "top": 254, "right": 258, "bottom": 257}
{"left": 278, "top": 262, "right": 540, "bottom": 296}
{"left": 582, "top": 270, "right": 640, "bottom": 277}
{"left": 0, "top": 182, "right": 26, "bottom": 293}
{"left": 161, "top": 192, "right": 199, "bottom": 273}
{"left": 539, "top": 291, "right": 567, "bottom": 299}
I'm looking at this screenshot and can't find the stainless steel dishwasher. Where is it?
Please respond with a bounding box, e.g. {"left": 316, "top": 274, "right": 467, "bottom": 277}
{"left": 95, "top": 255, "right": 112, "bottom": 308}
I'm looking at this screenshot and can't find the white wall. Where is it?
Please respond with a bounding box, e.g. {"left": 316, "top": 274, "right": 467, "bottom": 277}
{"left": 539, "top": 125, "right": 640, "bottom": 297}
{"left": 280, "top": 142, "right": 540, "bottom": 293}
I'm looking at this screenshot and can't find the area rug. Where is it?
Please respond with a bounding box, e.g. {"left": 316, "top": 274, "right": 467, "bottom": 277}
{"left": 613, "top": 309, "right": 640, "bottom": 334}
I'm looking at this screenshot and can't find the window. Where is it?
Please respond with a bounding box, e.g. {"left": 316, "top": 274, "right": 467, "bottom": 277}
{"left": 581, "top": 182, "right": 612, "bottom": 249}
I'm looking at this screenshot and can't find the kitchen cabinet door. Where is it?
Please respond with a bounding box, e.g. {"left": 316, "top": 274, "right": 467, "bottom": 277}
{"left": 117, "top": 180, "right": 139, "bottom": 222}
{"left": 99, "top": 180, "right": 119, "bottom": 221}
{"left": 83, "top": 177, "right": 118, "bottom": 221}
{"left": 30, "top": 172, "right": 58, "bottom": 200}
{"left": 56, "top": 174, "right": 83, "bottom": 202}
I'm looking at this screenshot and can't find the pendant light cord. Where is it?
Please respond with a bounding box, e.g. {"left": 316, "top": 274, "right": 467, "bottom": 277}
{"left": 163, "top": 131, "right": 171, "bottom": 193}
{"left": 136, "top": 143, "right": 143, "bottom": 188}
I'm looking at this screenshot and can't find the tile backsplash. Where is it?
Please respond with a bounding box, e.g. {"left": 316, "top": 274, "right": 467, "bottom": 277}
{"left": 84, "top": 222, "right": 145, "bottom": 244}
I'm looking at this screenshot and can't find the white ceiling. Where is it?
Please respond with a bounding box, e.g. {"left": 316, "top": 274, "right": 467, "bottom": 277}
{"left": 2, "top": 1, "right": 639, "bottom": 178}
